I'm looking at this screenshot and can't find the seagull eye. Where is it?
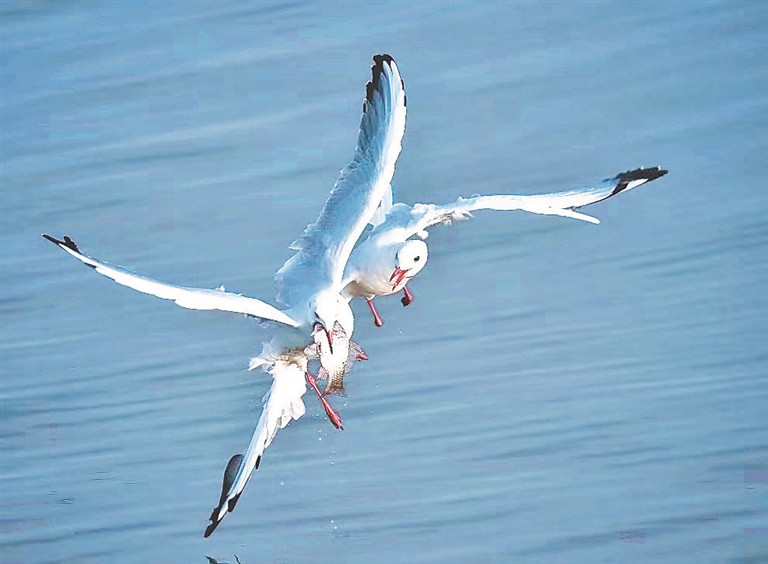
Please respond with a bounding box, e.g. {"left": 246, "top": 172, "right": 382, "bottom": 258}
{"left": 414, "top": 256, "right": 420, "bottom": 262}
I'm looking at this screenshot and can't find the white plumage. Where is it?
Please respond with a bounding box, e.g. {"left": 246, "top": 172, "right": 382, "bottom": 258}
{"left": 42, "top": 54, "right": 409, "bottom": 538}
{"left": 342, "top": 167, "right": 668, "bottom": 325}
{"left": 42, "top": 53, "right": 669, "bottom": 540}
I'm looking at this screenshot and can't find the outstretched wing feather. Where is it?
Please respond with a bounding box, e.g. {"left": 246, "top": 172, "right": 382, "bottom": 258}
{"left": 205, "top": 360, "right": 306, "bottom": 536}
{"left": 42, "top": 234, "right": 300, "bottom": 327}
{"left": 375, "top": 167, "right": 668, "bottom": 244}
{"left": 276, "top": 55, "right": 407, "bottom": 305}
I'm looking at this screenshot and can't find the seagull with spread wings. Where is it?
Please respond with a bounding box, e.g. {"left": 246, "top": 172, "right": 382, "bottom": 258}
{"left": 342, "top": 166, "right": 668, "bottom": 326}
{"left": 42, "top": 54, "right": 408, "bottom": 537}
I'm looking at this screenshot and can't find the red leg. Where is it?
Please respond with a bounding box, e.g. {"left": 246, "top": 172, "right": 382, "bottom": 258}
{"left": 305, "top": 372, "right": 344, "bottom": 430}
{"left": 401, "top": 285, "right": 414, "bottom": 307}
{"left": 366, "top": 298, "right": 384, "bottom": 327}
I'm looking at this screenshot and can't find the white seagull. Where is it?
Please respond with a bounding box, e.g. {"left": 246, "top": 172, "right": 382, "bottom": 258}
{"left": 205, "top": 54, "right": 405, "bottom": 537}
{"left": 342, "top": 166, "right": 668, "bottom": 326}
{"left": 42, "top": 54, "right": 407, "bottom": 537}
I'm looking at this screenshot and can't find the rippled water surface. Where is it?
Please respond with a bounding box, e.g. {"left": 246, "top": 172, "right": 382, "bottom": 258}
{"left": 2, "top": 2, "right": 767, "bottom": 563}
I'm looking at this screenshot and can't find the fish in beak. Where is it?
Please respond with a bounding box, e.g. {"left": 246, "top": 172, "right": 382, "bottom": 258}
{"left": 312, "top": 322, "right": 334, "bottom": 355}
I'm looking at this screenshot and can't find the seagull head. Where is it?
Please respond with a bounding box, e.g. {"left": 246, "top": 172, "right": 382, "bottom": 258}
{"left": 310, "top": 291, "right": 354, "bottom": 355}
{"left": 389, "top": 240, "right": 428, "bottom": 291}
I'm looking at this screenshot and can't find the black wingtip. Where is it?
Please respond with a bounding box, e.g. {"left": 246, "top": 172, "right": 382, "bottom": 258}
{"left": 205, "top": 452, "right": 251, "bottom": 538}
{"left": 612, "top": 166, "right": 668, "bottom": 195}
{"left": 373, "top": 54, "right": 394, "bottom": 67}
{"left": 42, "top": 233, "right": 81, "bottom": 253}
{"left": 616, "top": 166, "right": 668, "bottom": 184}
{"left": 365, "top": 54, "right": 400, "bottom": 104}
{"left": 203, "top": 521, "right": 219, "bottom": 538}
{"left": 227, "top": 492, "right": 242, "bottom": 513}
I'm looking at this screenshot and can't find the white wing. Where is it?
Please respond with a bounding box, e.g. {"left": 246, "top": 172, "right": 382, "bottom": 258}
{"left": 369, "top": 183, "right": 393, "bottom": 228}
{"left": 371, "top": 167, "right": 668, "bottom": 245}
{"left": 42, "top": 234, "right": 300, "bottom": 327}
{"left": 205, "top": 359, "right": 306, "bottom": 537}
{"left": 276, "top": 54, "right": 407, "bottom": 306}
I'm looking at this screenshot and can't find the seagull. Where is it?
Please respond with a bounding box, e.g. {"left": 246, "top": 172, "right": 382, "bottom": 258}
{"left": 203, "top": 53, "right": 405, "bottom": 537}
{"left": 41, "top": 54, "right": 407, "bottom": 537}
{"left": 38, "top": 235, "right": 352, "bottom": 421}
{"left": 342, "top": 166, "right": 668, "bottom": 326}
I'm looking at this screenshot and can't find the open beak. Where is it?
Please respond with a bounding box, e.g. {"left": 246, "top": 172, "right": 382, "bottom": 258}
{"left": 389, "top": 267, "right": 408, "bottom": 290}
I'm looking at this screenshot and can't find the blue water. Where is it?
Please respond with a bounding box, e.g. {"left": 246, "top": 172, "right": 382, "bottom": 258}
{"left": 2, "top": 2, "right": 767, "bottom": 563}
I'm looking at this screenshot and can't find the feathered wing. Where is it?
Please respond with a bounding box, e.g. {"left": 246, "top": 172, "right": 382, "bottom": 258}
{"left": 276, "top": 54, "right": 407, "bottom": 306}
{"left": 369, "top": 183, "right": 394, "bottom": 228}
{"left": 204, "top": 359, "right": 307, "bottom": 537}
{"left": 373, "top": 167, "right": 668, "bottom": 245}
{"left": 42, "top": 235, "right": 300, "bottom": 327}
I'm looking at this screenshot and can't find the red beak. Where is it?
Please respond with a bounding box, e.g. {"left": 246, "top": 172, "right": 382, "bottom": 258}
{"left": 389, "top": 267, "right": 408, "bottom": 290}
{"left": 313, "top": 322, "right": 334, "bottom": 355}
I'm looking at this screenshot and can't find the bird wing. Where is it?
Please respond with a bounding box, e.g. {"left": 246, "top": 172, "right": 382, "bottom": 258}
{"left": 276, "top": 54, "right": 407, "bottom": 306}
{"left": 42, "top": 234, "right": 300, "bottom": 327}
{"left": 371, "top": 167, "right": 668, "bottom": 245}
{"left": 369, "top": 183, "right": 394, "bottom": 228}
{"left": 205, "top": 359, "right": 307, "bottom": 537}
